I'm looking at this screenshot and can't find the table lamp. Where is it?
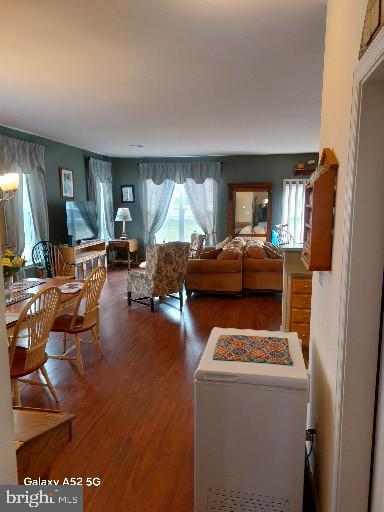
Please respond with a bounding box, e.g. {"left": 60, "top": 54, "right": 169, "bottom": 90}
{"left": 115, "top": 207, "right": 132, "bottom": 239}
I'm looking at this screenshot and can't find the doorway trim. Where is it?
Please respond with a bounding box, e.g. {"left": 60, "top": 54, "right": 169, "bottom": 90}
{"left": 333, "top": 27, "right": 384, "bottom": 511}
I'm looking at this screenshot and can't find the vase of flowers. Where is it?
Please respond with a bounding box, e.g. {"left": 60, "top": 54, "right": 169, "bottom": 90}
{"left": 2, "top": 248, "right": 25, "bottom": 289}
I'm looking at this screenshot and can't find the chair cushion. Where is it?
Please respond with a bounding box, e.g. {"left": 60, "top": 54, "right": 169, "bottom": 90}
{"left": 51, "top": 314, "right": 87, "bottom": 333}
{"left": 10, "top": 346, "right": 48, "bottom": 378}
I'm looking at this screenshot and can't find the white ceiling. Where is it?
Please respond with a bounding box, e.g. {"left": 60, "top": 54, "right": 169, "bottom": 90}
{"left": 1, "top": 0, "right": 327, "bottom": 157}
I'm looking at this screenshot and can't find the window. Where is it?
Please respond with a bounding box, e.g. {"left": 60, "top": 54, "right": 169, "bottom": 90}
{"left": 156, "top": 184, "right": 200, "bottom": 243}
{"left": 281, "top": 179, "right": 309, "bottom": 243}
{"left": 22, "top": 174, "right": 37, "bottom": 264}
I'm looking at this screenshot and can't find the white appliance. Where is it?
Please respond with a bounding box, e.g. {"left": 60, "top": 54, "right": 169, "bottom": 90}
{"left": 195, "top": 328, "right": 309, "bottom": 512}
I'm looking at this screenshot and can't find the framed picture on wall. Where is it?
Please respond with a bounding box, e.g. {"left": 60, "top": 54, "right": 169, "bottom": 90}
{"left": 121, "top": 185, "right": 134, "bottom": 203}
{"left": 59, "top": 168, "right": 74, "bottom": 198}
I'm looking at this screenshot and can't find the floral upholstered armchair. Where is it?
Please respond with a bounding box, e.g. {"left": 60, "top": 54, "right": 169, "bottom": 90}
{"left": 127, "top": 242, "right": 190, "bottom": 312}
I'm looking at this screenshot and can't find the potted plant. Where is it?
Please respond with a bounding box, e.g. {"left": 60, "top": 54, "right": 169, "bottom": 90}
{"left": 2, "top": 248, "right": 25, "bottom": 288}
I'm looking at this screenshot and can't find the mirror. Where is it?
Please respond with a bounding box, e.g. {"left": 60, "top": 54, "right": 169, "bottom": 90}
{"left": 228, "top": 183, "right": 273, "bottom": 241}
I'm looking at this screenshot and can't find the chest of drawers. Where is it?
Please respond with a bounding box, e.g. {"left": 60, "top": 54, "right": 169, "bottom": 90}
{"left": 281, "top": 245, "right": 312, "bottom": 365}
{"left": 288, "top": 275, "right": 312, "bottom": 350}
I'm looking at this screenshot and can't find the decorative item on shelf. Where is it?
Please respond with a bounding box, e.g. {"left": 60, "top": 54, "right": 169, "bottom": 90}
{"left": 59, "top": 168, "right": 74, "bottom": 198}
{"left": 2, "top": 248, "right": 25, "bottom": 288}
{"left": 115, "top": 207, "right": 132, "bottom": 239}
{"left": 294, "top": 160, "right": 316, "bottom": 176}
{"left": 121, "top": 185, "right": 135, "bottom": 203}
{"left": 0, "top": 172, "right": 20, "bottom": 202}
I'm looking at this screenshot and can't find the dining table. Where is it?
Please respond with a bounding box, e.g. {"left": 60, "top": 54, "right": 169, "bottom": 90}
{"left": 5, "top": 277, "right": 83, "bottom": 334}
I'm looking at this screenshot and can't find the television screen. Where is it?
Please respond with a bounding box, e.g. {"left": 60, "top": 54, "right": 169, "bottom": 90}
{"left": 66, "top": 201, "right": 99, "bottom": 242}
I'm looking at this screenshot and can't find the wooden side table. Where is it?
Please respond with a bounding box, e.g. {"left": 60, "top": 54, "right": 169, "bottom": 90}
{"left": 108, "top": 239, "right": 139, "bottom": 270}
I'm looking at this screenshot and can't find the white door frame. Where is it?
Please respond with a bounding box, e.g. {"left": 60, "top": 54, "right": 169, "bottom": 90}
{"left": 333, "top": 27, "right": 384, "bottom": 511}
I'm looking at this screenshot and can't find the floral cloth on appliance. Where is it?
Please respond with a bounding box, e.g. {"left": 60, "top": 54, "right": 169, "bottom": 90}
{"left": 127, "top": 242, "right": 190, "bottom": 297}
{"left": 213, "top": 335, "right": 293, "bottom": 365}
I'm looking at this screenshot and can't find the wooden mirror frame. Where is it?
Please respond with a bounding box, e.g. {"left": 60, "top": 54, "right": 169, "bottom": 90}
{"left": 227, "top": 182, "right": 273, "bottom": 241}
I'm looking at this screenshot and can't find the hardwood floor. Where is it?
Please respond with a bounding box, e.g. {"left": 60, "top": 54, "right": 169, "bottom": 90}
{"left": 21, "top": 269, "right": 286, "bottom": 511}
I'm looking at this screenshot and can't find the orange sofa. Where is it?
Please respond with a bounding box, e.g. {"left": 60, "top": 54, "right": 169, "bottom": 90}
{"left": 185, "top": 246, "right": 283, "bottom": 295}
{"left": 185, "top": 251, "right": 243, "bottom": 294}
{"left": 242, "top": 253, "right": 283, "bottom": 291}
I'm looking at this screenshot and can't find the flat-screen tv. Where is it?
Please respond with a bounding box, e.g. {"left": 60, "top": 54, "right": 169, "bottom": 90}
{"left": 66, "top": 201, "right": 98, "bottom": 242}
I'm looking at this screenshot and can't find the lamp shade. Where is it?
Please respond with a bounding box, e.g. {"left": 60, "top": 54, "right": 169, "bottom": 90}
{"left": 0, "top": 173, "right": 19, "bottom": 191}
{"left": 115, "top": 207, "right": 132, "bottom": 222}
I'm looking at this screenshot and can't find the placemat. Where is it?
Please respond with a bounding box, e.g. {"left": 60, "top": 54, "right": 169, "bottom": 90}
{"left": 8, "top": 281, "right": 45, "bottom": 292}
{"left": 213, "top": 335, "right": 293, "bottom": 366}
{"left": 5, "top": 293, "right": 34, "bottom": 306}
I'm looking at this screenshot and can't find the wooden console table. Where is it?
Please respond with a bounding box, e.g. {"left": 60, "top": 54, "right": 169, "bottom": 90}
{"left": 14, "top": 407, "right": 75, "bottom": 483}
{"left": 108, "top": 239, "right": 139, "bottom": 270}
{"left": 59, "top": 239, "right": 106, "bottom": 279}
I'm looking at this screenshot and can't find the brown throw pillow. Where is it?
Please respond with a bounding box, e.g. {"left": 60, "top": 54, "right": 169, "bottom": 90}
{"left": 263, "top": 242, "right": 283, "bottom": 259}
{"left": 217, "top": 251, "right": 237, "bottom": 260}
{"left": 200, "top": 248, "right": 222, "bottom": 259}
{"left": 246, "top": 246, "right": 267, "bottom": 259}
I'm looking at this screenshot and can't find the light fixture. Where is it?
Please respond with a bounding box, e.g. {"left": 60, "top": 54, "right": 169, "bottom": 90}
{"left": 115, "top": 207, "right": 132, "bottom": 239}
{"left": 0, "top": 173, "right": 19, "bottom": 202}
{"left": 129, "top": 144, "right": 144, "bottom": 148}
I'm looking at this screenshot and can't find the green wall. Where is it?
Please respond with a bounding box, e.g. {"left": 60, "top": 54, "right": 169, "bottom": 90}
{"left": 0, "top": 125, "right": 317, "bottom": 249}
{"left": 112, "top": 153, "right": 318, "bottom": 250}
{"left": 0, "top": 125, "right": 109, "bottom": 243}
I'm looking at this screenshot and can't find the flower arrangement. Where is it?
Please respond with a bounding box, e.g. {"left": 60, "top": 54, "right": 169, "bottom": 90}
{"left": 2, "top": 248, "right": 25, "bottom": 278}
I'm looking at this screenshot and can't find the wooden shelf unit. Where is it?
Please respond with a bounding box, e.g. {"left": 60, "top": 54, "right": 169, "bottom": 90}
{"left": 60, "top": 239, "right": 106, "bottom": 279}
{"left": 302, "top": 148, "right": 338, "bottom": 271}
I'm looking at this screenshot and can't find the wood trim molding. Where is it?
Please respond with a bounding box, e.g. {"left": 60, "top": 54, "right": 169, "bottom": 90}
{"left": 333, "top": 25, "right": 384, "bottom": 512}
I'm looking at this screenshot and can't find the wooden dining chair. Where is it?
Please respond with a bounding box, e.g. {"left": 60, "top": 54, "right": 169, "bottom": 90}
{"left": 49, "top": 266, "right": 106, "bottom": 375}
{"left": 8, "top": 286, "right": 61, "bottom": 408}
{"left": 32, "top": 241, "right": 75, "bottom": 278}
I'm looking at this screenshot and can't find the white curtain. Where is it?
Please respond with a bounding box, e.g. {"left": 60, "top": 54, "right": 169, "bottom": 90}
{"left": 0, "top": 134, "right": 48, "bottom": 254}
{"left": 281, "top": 179, "right": 308, "bottom": 243}
{"left": 139, "top": 161, "right": 221, "bottom": 246}
{"left": 88, "top": 158, "right": 114, "bottom": 241}
{"left": 142, "top": 179, "right": 175, "bottom": 245}
{"left": 184, "top": 178, "right": 218, "bottom": 245}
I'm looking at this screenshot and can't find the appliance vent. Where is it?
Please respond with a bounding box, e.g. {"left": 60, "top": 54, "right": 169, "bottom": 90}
{"left": 207, "top": 488, "right": 289, "bottom": 512}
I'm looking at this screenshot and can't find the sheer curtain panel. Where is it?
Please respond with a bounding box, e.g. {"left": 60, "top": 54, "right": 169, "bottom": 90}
{"left": 184, "top": 178, "right": 218, "bottom": 245}
{"left": 281, "top": 179, "right": 308, "bottom": 243}
{"left": 142, "top": 178, "right": 175, "bottom": 245}
{"left": 0, "top": 134, "right": 48, "bottom": 254}
{"left": 88, "top": 158, "right": 114, "bottom": 241}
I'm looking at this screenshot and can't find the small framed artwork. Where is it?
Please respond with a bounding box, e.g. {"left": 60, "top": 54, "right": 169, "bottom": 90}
{"left": 121, "top": 185, "right": 134, "bottom": 203}
{"left": 59, "top": 168, "right": 74, "bottom": 198}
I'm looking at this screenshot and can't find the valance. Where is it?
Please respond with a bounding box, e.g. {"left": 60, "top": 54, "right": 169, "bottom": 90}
{"left": 139, "top": 161, "right": 221, "bottom": 185}
{"left": 0, "top": 134, "right": 45, "bottom": 175}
